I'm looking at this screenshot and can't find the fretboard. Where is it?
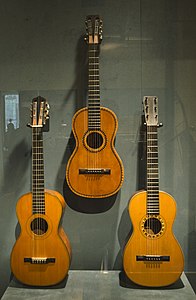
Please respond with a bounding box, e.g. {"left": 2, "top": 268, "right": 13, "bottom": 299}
{"left": 146, "top": 125, "right": 159, "bottom": 215}
{"left": 88, "top": 44, "right": 100, "bottom": 130}
{"left": 32, "top": 127, "right": 45, "bottom": 214}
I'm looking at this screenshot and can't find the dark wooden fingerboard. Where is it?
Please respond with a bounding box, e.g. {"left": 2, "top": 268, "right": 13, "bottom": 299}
{"left": 88, "top": 43, "right": 101, "bottom": 130}
{"left": 32, "top": 127, "right": 45, "bottom": 214}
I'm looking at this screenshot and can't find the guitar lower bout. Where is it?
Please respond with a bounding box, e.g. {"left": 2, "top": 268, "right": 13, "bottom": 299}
{"left": 11, "top": 191, "right": 71, "bottom": 286}
{"left": 123, "top": 190, "right": 184, "bottom": 287}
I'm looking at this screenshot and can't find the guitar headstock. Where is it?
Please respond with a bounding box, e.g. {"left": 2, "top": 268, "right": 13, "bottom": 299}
{"left": 85, "top": 15, "right": 103, "bottom": 44}
{"left": 29, "top": 96, "right": 49, "bottom": 130}
{"left": 143, "top": 96, "right": 159, "bottom": 126}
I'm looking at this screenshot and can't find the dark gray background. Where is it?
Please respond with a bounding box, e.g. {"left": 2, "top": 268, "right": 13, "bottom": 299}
{"left": 0, "top": 0, "right": 196, "bottom": 297}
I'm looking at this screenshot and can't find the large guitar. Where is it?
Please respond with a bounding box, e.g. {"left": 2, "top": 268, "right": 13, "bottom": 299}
{"left": 66, "top": 15, "right": 124, "bottom": 198}
{"left": 123, "top": 96, "right": 184, "bottom": 287}
{"left": 11, "top": 96, "right": 71, "bottom": 286}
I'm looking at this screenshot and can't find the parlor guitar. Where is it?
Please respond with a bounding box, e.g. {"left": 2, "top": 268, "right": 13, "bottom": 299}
{"left": 123, "top": 96, "right": 184, "bottom": 287}
{"left": 11, "top": 96, "right": 71, "bottom": 286}
{"left": 66, "top": 15, "right": 124, "bottom": 198}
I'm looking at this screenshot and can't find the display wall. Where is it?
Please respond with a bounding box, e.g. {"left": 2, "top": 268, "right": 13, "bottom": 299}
{"left": 0, "top": 0, "right": 196, "bottom": 297}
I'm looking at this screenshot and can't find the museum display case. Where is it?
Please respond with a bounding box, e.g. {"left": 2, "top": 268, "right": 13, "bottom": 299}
{"left": 0, "top": 0, "right": 195, "bottom": 298}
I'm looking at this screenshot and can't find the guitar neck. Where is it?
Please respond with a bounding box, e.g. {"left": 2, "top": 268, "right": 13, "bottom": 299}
{"left": 32, "top": 127, "right": 45, "bottom": 214}
{"left": 88, "top": 43, "right": 101, "bottom": 130}
{"left": 146, "top": 125, "right": 160, "bottom": 215}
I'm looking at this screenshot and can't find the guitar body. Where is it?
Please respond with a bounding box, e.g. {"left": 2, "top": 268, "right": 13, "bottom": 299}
{"left": 123, "top": 190, "right": 184, "bottom": 287}
{"left": 66, "top": 106, "right": 124, "bottom": 198}
{"left": 11, "top": 190, "right": 71, "bottom": 286}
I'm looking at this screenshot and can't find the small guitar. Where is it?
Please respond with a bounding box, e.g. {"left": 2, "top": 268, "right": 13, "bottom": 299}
{"left": 11, "top": 96, "right": 71, "bottom": 286}
{"left": 66, "top": 15, "right": 124, "bottom": 198}
{"left": 123, "top": 96, "right": 184, "bottom": 287}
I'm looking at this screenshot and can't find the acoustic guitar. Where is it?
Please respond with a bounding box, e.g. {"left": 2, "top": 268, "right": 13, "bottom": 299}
{"left": 123, "top": 96, "right": 184, "bottom": 287}
{"left": 11, "top": 96, "right": 71, "bottom": 286}
{"left": 66, "top": 15, "right": 124, "bottom": 198}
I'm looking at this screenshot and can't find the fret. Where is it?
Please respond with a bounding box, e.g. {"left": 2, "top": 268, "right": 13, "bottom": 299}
{"left": 147, "top": 184, "right": 159, "bottom": 188}
{"left": 89, "top": 63, "right": 99, "bottom": 65}
{"left": 88, "top": 119, "right": 100, "bottom": 122}
{"left": 147, "top": 132, "right": 157, "bottom": 135}
{"left": 32, "top": 159, "right": 44, "bottom": 161}
{"left": 88, "top": 116, "right": 100, "bottom": 118}
{"left": 88, "top": 103, "right": 100, "bottom": 106}
{"left": 32, "top": 147, "right": 44, "bottom": 150}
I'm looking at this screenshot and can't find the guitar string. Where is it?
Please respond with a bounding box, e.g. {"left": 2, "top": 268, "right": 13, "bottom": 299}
{"left": 88, "top": 42, "right": 90, "bottom": 190}
{"left": 32, "top": 126, "right": 35, "bottom": 258}
{"left": 95, "top": 43, "right": 98, "bottom": 173}
{"left": 96, "top": 43, "right": 100, "bottom": 174}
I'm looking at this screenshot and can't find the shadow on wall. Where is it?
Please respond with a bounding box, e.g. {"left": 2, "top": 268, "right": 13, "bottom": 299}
{"left": 60, "top": 34, "right": 88, "bottom": 113}
{"left": 3, "top": 124, "right": 30, "bottom": 193}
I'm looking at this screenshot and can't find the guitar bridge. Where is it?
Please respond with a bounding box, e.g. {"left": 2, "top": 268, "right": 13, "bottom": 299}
{"left": 24, "top": 257, "right": 55, "bottom": 264}
{"left": 79, "top": 168, "right": 111, "bottom": 175}
{"left": 136, "top": 255, "right": 170, "bottom": 262}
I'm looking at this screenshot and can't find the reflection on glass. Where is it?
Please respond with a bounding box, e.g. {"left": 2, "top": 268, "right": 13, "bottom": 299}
{"left": 4, "top": 94, "right": 19, "bottom": 132}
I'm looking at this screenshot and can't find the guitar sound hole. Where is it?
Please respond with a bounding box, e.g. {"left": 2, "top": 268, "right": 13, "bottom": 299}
{"left": 144, "top": 217, "right": 162, "bottom": 235}
{"left": 86, "top": 132, "right": 103, "bottom": 149}
{"left": 31, "top": 218, "right": 48, "bottom": 235}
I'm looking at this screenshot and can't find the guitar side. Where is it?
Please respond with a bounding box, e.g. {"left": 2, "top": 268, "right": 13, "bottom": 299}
{"left": 123, "top": 190, "right": 184, "bottom": 287}
{"left": 11, "top": 191, "right": 71, "bottom": 286}
{"left": 66, "top": 106, "right": 124, "bottom": 198}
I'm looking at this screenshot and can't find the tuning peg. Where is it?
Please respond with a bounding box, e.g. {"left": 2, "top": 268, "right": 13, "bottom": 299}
{"left": 158, "top": 122, "right": 163, "bottom": 127}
